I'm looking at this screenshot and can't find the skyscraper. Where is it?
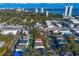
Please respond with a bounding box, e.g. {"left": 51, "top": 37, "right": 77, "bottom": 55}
{"left": 69, "top": 6, "right": 73, "bottom": 16}
{"left": 41, "top": 8, "right": 44, "bottom": 13}
{"left": 64, "top": 5, "right": 73, "bottom": 17}
{"left": 46, "top": 11, "right": 48, "bottom": 17}
{"left": 35, "top": 8, "right": 38, "bottom": 13}
{"left": 65, "top": 6, "right": 69, "bottom": 16}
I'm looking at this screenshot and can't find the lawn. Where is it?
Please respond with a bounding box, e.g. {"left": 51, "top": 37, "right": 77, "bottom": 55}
{"left": 0, "top": 34, "right": 14, "bottom": 56}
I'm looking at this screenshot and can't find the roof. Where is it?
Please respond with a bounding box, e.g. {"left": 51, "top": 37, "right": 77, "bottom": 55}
{"left": 59, "top": 28, "right": 69, "bottom": 31}
{"left": 35, "top": 38, "right": 42, "bottom": 41}
{"left": 16, "top": 45, "right": 25, "bottom": 49}
{"left": 57, "top": 35, "right": 64, "bottom": 40}
{"left": 46, "top": 20, "right": 52, "bottom": 25}
{"left": 69, "top": 19, "right": 79, "bottom": 24}
{"left": 75, "top": 31, "right": 79, "bottom": 33}
{"left": 56, "top": 23, "right": 62, "bottom": 27}
{"left": 20, "top": 36, "right": 29, "bottom": 40}
{"left": 19, "top": 40, "right": 27, "bottom": 43}
{"left": 48, "top": 25, "right": 56, "bottom": 28}
{"left": 35, "top": 46, "right": 44, "bottom": 49}
{"left": 52, "top": 27, "right": 59, "bottom": 31}
{"left": 35, "top": 41, "right": 43, "bottom": 43}
{"left": 1, "top": 30, "right": 18, "bottom": 35}
{"left": 72, "top": 28, "right": 79, "bottom": 33}
{"left": 0, "top": 41, "right": 5, "bottom": 47}
{"left": 35, "top": 42, "right": 43, "bottom": 46}
{"left": 59, "top": 28, "right": 71, "bottom": 34}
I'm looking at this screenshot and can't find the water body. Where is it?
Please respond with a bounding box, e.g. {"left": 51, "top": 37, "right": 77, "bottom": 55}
{"left": 0, "top": 3, "right": 79, "bottom": 16}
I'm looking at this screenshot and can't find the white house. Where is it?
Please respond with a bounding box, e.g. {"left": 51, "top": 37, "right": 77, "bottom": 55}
{"left": 35, "top": 46, "right": 44, "bottom": 49}
{"left": 69, "top": 19, "right": 79, "bottom": 24}
{"left": 59, "top": 28, "right": 72, "bottom": 34}
{"left": 46, "top": 20, "right": 52, "bottom": 26}
{"left": 0, "top": 41, "right": 5, "bottom": 48}
{"left": 1, "top": 30, "right": 18, "bottom": 35}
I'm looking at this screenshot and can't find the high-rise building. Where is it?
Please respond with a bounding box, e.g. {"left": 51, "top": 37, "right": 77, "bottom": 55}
{"left": 35, "top": 8, "right": 38, "bottom": 13}
{"left": 16, "top": 7, "right": 22, "bottom": 12}
{"left": 64, "top": 6, "right": 69, "bottom": 16}
{"left": 46, "top": 11, "right": 49, "bottom": 17}
{"left": 64, "top": 5, "right": 73, "bottom": 18}
{"left": 69, "top": 6, "right": 73, "bottom": 16}
{"left": 41, "top": 8, "right": 44, "bottom": 13}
